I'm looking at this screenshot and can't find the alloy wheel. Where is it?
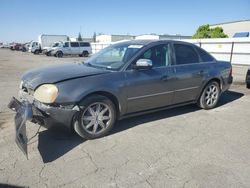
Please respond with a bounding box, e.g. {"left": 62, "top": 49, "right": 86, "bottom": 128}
{"left": 81, "top": 102, "right": 112, "bottom": 135}
{"left": 204, "top": 84, "right": 219, "bottom": 107}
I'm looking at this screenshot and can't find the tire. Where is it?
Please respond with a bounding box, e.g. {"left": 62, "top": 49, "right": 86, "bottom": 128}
{"left": 82, "top": 51, "right": 89, "bottom": 57}
{"left": 198, "top": 81, "right": 221, "bottom": 110}
{"left": 56, "top": 51, "right": 63, "bottom": 58}
{"left": 74, "top": 95, "right": 116, "bottom": 139}
{"left": 46, "top": 51, "right": 51, "bottom": 56}
{"left": 34, "top": 50, "right": 39, "bottom": 55}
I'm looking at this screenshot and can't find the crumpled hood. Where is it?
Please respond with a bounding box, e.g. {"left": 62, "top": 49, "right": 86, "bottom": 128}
{"left": 22, "top": 63, "right": 109, "bottom": 89}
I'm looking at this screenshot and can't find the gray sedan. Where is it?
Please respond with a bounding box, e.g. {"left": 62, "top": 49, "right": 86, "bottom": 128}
{"left": 9, "top": 40, "right": 232, "bottom": 156}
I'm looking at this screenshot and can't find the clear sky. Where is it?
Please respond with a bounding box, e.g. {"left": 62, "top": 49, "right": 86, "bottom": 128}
{"left": 0, "top": 0, "right": 249, "bottom": 43}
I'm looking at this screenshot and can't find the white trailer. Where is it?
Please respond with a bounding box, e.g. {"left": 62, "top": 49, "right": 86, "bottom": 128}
{"left": 38, "top": 34, "right": 69, "bottom": 50}
{"left": 32, "top": 34, "right": 69, "bottom": 54}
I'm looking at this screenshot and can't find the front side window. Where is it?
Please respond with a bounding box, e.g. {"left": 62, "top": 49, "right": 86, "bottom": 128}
{"left": 63, "top": 42, "right": 69, "bottom": 48}
{"left": 139, "top": 44, "right": 170, "bottom": 67}
{"left": 174, "top": 44, "right": 199, "bottom": 65}
{"left": 86, "top": 43, "right": 143, "bottom": 70}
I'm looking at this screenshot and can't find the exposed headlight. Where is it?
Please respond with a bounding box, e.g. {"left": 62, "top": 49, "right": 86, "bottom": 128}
{"left": 34, "top": 84, "right": 58, "bottom": 104}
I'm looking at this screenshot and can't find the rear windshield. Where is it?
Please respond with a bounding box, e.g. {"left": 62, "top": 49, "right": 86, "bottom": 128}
{"left": 195, "top": 47, "right": 214, "bottom": 62}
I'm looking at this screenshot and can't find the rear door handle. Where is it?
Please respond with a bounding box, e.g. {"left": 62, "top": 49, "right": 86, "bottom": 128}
{"left": 196, "top": 70, "right": 204, "bottom": 75}
{"left": 161, "top": 75, "right": 169, "bottom": 81}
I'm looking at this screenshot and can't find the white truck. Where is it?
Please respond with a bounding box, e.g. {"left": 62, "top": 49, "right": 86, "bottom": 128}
{"left": 31, "top": 34, "right": 69, "bottom": 54}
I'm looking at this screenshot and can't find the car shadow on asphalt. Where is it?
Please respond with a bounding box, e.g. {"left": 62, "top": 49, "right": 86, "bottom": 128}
{"left": 217, "top": 90, "right": 244, "bottom": 107}
{"left": 0, "top": 184, "right": 27, "bottom": 188}
{"left": 110, "top": 90, "right": 244, "bottom": 135}
{"left": 37, "top": 90, "right": 243, "bottom": 163}
{"left": 38, "top": 128, "right": 84, "bottom": 163}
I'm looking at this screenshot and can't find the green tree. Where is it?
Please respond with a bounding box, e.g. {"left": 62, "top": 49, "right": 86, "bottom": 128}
{"left": 77, "top": 32, "right": 83, "bottom": 41}
{"left": 210, "top": 27, "right": 228, "bottom": 38}
{"left": 192, "top": 24, "right": 228, "bottom": 39}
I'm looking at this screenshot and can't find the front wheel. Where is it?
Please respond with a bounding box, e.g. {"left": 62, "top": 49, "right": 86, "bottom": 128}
{"left": 198, "top": 81, "right": 220, "bottom": 110}
{"left": 247, "top": 83, "right": 250, "bottom": 89}
{"left": 74, "top": 95, "right": 116, "bottom": 139}
{"left": 56, "top": 51, "right": 63, "bottom": 58}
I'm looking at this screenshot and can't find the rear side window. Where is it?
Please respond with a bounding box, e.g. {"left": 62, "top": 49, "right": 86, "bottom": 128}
{"left": 70, "top": 42, "right": 79, "bottom": 47}
{"left": 174, "top": 44, "right": 199, "bottom": 65}
{"left": 195, "top": 47, "right": 214, "bottom": 62}
{"left": 80, "top": 42, "right": 90, "bottom": 47}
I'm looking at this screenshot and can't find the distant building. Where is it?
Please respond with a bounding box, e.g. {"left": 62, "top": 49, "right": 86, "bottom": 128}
{"left": 135, "top": 34, "right": 191, "bottom": 40}
{"left": 210, "top": 19, "right": 250, "bottom": 37}
{"left": 70, "top": 37, "right": 93, "bottom": 42}
{"left": 135, "top": 34, "right": 159, "bottom": 40}
{"left": 96, "top": 34, "right": 135, "bottom": 43}
{"left": 159, "top": 34, "right": 192, "bottom": 40}
{"left": 95, "top": 33, "right": 192, "bottom": 43}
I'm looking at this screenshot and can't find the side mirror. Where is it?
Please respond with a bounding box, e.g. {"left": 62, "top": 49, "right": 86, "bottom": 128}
{"left": 133, "top": 59, "right": 153, "bottom": 70}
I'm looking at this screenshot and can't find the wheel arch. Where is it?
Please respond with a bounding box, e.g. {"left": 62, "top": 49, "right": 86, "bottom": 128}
{"left": 78, "top": 91, "right": 121, "bottom": 119}
{"left": 197, "top": 77, "right": 221, "bottom": 101}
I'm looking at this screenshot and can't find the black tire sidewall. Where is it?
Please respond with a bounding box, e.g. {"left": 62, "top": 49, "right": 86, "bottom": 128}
{"left": 56, "top": 51, "right": 63, "bottom": 58}
{"left": 76, "top": 95, "right": 116, "bottom": 139}
{"left": 199, "top": 81, "right": 220, "bottom": 109}
{"left": 83, "top": 51, "right": 89, "bottom": 57}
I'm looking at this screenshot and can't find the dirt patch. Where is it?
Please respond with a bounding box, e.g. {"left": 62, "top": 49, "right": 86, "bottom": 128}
{"left": 0, "top": 112, "right": 13, "bottom": 129}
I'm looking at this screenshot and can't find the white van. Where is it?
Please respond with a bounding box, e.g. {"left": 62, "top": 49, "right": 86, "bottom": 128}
{"left": 50, "top": 41, "right": 92, "bottom": 57}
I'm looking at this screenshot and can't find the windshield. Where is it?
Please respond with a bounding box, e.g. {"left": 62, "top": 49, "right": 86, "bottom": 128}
{"left": 86, "top": 43, "right": 144, "bottom": 70}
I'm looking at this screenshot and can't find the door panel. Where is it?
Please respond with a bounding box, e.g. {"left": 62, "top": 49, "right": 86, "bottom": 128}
{"left": 173, "top": 64, "right": 205, "bottom": 104}
{"left": 172, "top": 43, "right": 206, "bottom": 104}
{"left": 125, "top": 67, "right": 175, "bottom": 113}
{"left": 125, "top": 43, "right": 176, "bottom": 113}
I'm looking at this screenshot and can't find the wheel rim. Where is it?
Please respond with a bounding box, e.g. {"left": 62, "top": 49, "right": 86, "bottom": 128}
{"left": 81, "top": 102, "right": 112, "bottom": 135}
{"left": 83, "top": 52, "right": 88, "bottom": 57}
{"left": 57, "top": 52, "right": 62, "bottom": 57}
{"left": 204, "top": 84, "right": 219, "bottom": 107}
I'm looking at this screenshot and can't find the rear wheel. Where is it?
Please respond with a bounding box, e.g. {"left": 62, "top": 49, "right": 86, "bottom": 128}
{"left": 74, "top": 95, "right": 116, "bottom": 139}
{"left": 198, "top": 81, "right": 220, "bottom": 109}
{"left": 82, "top": 51, "right": 89, "bottom": 57}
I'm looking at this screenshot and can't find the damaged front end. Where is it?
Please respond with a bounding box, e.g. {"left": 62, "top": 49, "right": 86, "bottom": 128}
{"left": 8, "top": 97, "right": 32, "bottom": 158}
{"left": 8, "top": 96, "right": 79, "bottom": 158}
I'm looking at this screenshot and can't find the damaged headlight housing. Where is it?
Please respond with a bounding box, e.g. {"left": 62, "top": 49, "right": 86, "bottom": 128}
{"left": 34, "top": 84, "right": 58, "bottom": 104}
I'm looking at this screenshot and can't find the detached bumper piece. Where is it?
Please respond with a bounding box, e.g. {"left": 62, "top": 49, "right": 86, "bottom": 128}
{"left": 8, "top": 97, "right": 79, "bottom": 158}
{"left": 8, "top": 97, "right": 32, "bottom": 158}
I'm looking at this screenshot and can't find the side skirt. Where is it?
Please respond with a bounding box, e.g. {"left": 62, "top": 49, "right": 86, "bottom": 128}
{"left": 119, "top": 100, "right": 197, "bottom": 120}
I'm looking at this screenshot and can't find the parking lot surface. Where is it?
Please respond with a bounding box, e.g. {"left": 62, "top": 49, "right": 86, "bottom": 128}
{"left": 0, "top": 49, "right": 250, "bottom": 188}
